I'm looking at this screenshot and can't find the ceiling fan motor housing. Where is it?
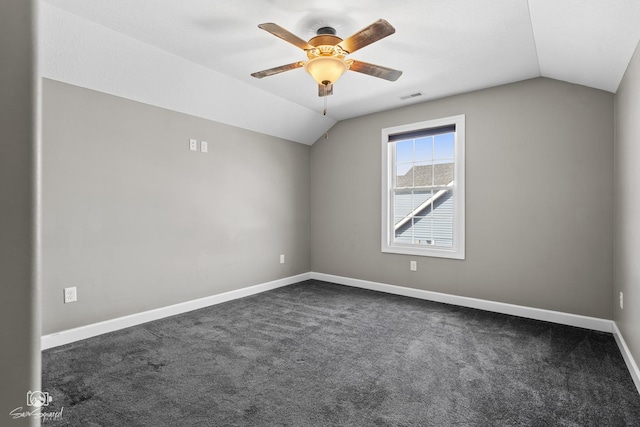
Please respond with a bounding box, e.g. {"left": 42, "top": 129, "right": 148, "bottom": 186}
{"left": 308, "top": 35, "right": 343, "bottom": 50}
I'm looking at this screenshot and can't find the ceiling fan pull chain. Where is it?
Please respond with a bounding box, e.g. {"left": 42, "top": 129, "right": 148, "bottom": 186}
{"left": 323, "top": 83, "right": 329, "bottom": 139}
{"left": 323, "top": 81, "right": 329, "bottom": 115}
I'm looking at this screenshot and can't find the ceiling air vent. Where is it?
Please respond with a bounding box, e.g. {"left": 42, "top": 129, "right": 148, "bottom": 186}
{"left": 400, "top": 92, "right": 424, "bottom": 100}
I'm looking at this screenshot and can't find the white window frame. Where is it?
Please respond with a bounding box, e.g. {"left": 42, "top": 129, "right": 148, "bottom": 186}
{"left": 381, "top": 114, "right": 465, "bottom": 259}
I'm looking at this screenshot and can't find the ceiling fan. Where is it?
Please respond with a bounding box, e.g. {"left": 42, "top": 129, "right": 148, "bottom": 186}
{"left": 251, "top": 19, "right": 402, "bottom": 97}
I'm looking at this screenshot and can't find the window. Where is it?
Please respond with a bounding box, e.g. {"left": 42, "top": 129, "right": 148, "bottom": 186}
{"left": 381, "top": 115, "right": 465, "bottom": 259}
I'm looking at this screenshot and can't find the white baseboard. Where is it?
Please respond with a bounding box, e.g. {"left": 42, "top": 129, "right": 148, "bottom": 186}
{"left": 310, "top": 272, "right": 613, "bottom": 333}
{"left": 613, "top": 322, "right": 640, "bottom": 395}
{"left": 41, "top": 272, "right": 311, "bottom": 350}
{"left": 42, "top": 270, "right": 640, "bottom": 397}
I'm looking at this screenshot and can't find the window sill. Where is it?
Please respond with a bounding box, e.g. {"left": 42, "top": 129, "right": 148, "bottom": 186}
{"left": 381, "top": 244, "right": 465, "bottom": 260}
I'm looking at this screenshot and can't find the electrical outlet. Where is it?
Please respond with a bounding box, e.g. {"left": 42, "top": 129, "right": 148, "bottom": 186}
{"left": 64, "top": 287, "right": 77, "bottom": 304}
{"left": 280, "top": 254, "right": 285, "bottom": 264}
{"left": 410, "top": 260, "right": 417, "bottom": 271}
{"left": 189, "top": 138, "right": 197, "bottom": 151}
{"left": 620, "top": 292, "right": 624, "bottom": 310}
{"left": 201, "top": 141, "right": 208, "bottom": 153}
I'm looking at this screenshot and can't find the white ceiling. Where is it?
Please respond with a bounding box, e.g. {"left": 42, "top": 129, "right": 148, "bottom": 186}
{"left": 40, "top": 0, "right": 640, "bottom": 145}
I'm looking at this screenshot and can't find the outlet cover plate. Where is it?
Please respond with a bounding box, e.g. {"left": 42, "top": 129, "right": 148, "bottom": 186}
{"left": 64, "top": 287, "right": 77, "bottom": 304}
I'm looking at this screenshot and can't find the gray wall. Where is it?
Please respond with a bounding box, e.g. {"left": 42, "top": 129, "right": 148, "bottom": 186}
{"left": 614, "top": 41, "right": 640, "bottom": 367}
{"left": 311, "top": 77, "right": 614, "bottom": 319}
{"left": 0, "top": 1, "right": 40, "bottom": 425}
{"left": 42, "top": 79, "right": 310, "bottom": 334}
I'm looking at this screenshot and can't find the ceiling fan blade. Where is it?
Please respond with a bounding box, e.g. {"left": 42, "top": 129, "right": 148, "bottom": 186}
{"left": 337, "top": 19, "right": 396, "bottom": 54}
{"left": 318, "top": 83, "right": 334, "bottom": 97}
{"left": 251, "top": 61, "right": 305, "bottom": 79}
{"left": 349, "top": 60, "right": 402, "bottom": 81}
{"left": 258, "top": 23, "right": 315, "bottom": 51}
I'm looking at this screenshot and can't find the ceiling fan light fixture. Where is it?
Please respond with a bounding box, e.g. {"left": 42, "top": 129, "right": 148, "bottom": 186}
{"left": 304, "top": 56, "right": 348, "bottom": 85}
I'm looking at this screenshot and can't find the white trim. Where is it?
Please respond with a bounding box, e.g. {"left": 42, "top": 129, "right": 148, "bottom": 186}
{"left": 41, "top": 273, "right": 311, "bottom": 350}
{"left": 612, "top": 322, "right": 640, "bottom": 395}
{"left": 310, "top": 272, "right": 613, "bottom": 333}
{"left": 381, "top": 114, "right": 466, "bottom": 260}
{"left": 40, "top": 270, "right": 640, "bottom": 397}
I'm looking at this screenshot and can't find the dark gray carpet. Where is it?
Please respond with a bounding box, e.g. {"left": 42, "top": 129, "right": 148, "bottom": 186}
{"left": 42, "top": 280, "right": 640, "bottom": 426}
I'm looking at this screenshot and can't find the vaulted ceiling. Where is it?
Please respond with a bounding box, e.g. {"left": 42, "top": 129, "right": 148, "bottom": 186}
{"left": 40, "top": 0, "right": 640, "bottom": 145}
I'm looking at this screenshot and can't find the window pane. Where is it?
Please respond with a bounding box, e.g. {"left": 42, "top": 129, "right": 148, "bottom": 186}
{"left": 414, "top": 137, "right": 432, "bottom": 161}
{"left": 413, "top": 190, "right": 431, "bottom": 210}
{"left": 412, "top": 216, "right": 432, "bottom": 245}
{"left": 434, "top": 133, "right": 454, "bottom": 161}
{"left": 395, "top": 140, "right": 413, "bottom": 164}
{"left": 395, "top": 164, "right": 412, "bottom": 187}
{"left": 431, "top": 189, "right": 454, "bottom": 247}
{"left": 394, "top": 191, "right": 412, "bottom": 217}
{"left": 434, "top": 162, "right": 454, "bottom": 186}
{"left": 432, "top": 214, "right": 453, "bottom": 247}
{"left": 413, "top": 162, "right": 433, "bottom": 187}
{"left": 394, "top": 216, "right": 412, "bottom": 243}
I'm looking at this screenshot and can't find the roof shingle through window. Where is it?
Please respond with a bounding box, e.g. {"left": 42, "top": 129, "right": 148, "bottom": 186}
{"left": 396, "top": 163, "right": 454, "bottom": 187}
